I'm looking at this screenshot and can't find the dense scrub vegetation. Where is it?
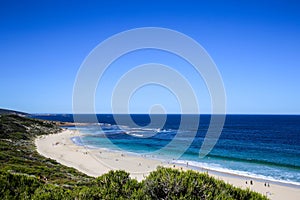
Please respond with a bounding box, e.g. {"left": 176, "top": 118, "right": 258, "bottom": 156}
{"left": 0, "top": 114, "right": 268, "bottom": 199}
{"left": 0, "top": 168, "right": 268, "bottom": 199}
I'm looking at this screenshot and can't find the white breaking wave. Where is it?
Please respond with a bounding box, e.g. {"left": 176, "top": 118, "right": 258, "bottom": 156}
{"left": 173, "top": 160, "right": 300, "bottom": 187}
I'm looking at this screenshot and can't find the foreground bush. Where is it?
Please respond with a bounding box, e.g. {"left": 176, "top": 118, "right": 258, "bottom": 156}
{"left": 0, "top": 171, "right": 41, "bottom": 199}
{"left": 0, "top": 168, "right": 268, "bottom": 200}
{"left": 142, "top": 167, "right": 267, "bottom": 200}
{"left": 73, "top": 170, "right": 143, "bottom": 199}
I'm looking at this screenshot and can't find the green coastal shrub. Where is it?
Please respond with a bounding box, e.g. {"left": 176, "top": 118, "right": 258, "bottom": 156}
{"left": 142, "top": 167, "right": 267, "bottom": 200}
{"left": 32, "top": 184, "right": 73, "bottom": 200}
{"left": 0, "top": 168, "right": 268, "bottom": 200}
{"left": 0, "top": 171, "right": 41, "bottom": 199}
{"left": 78, "top": 170, "right": 142, "bottom": 199}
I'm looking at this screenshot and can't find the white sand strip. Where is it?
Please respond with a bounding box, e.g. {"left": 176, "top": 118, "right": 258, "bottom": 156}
{"left": 35, "top": 129, "right": 162, "bottom": 180}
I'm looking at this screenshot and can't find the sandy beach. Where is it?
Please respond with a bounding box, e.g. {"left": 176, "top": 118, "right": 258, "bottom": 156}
{"left": 35, "top": 129, "right": 300, "bottom": 200}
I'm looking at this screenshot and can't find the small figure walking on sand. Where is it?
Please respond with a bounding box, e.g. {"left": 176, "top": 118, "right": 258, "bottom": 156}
{"left": 250, "top": 180, "right": 253, "bottom": 185}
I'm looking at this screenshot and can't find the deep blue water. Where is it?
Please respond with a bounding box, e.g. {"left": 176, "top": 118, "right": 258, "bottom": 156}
{"left": 31, "top": 114, "right": 300, "bottom": 185}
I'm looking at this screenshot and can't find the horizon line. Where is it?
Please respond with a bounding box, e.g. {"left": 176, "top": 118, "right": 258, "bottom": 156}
{"left": 29, "top": 113, "right": 300, "bottom": 116}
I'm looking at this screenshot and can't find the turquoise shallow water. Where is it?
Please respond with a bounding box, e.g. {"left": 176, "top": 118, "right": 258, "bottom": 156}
{"left": 32, "top": 114, "right": 300, "bottom": 186}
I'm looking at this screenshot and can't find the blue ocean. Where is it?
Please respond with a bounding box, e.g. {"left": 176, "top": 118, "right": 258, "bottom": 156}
{"left": 32, "top": 114, "right": 300, "bottom": 186}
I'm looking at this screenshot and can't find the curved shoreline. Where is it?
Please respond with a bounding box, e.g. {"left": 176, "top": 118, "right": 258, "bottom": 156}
{"left": 35, "top": 129, "right": 300, "bottom": 200}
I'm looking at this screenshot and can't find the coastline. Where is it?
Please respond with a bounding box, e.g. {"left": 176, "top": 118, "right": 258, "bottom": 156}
{"left": 35, "top": 129, "right": 300, "bottom": 200}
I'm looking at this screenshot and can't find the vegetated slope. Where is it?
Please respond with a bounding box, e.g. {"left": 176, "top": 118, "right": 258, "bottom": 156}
{"left": 0, "top": 114, "right": 93, "bottom": 186}
{"left": 0, "top": 108, "right": 28, "bottom": 116}
{"left": 0, "top": 114, "right": 268, "bottom": 199}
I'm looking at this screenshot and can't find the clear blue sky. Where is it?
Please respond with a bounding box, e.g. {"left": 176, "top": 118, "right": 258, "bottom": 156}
{"left": 0, "top": 0, "right": 299, "bottom": 114}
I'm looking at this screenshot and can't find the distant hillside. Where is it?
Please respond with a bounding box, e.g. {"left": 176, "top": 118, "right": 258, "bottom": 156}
{"left": 0, "top": 108, "right": 28, "bottom": 116}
